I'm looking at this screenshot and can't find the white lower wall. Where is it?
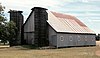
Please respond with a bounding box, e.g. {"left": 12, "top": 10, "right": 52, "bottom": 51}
{"left": 24, "top": 32, "right": 34, "bottom": 44}
{"left": 56, "top": 33, "right": 96, "bottom": 47}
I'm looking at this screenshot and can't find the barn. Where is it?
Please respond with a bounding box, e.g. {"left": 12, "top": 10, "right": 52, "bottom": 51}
{"left": 24, "top": 7, "right": 96, "bottom": 47}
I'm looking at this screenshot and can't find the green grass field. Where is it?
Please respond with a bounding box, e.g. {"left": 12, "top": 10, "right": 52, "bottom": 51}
{"left": 0, "top": 45, "right": 100, "bottom": 58}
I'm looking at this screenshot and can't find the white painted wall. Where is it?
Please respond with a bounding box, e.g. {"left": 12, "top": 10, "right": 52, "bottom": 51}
{"left": 24, "top": 12, "right": 35, "bottom": 44}
{"left": 24, "top": 12, "right": 34, "bottom": 32}
{"left": 24, "top": 33, "right": 34, "bottom": 44}
{"left": 48, "top": 26, "right": 57, "bottom": 46}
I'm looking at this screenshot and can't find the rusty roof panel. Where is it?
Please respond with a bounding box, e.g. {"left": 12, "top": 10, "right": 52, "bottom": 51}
{"left": 47, "top": 11, "right": 95, "bottom": 34}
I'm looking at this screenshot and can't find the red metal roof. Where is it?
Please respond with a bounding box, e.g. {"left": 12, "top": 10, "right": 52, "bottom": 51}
{"left": 47, "top": 11, "right": 95, "bottom": 34}
{"left": 51, "top": 11, "right": 87, "bottom": 27}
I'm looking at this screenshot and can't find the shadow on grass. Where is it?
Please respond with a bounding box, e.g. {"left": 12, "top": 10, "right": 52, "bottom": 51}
{"left": 21, "top": 45, "right": 56, "bottom": 50}
{"left": 21, "top": 45, "right": 39, "bottom": 50}
{"left": 8, "top": 44, "right": 96, "bottom": 50}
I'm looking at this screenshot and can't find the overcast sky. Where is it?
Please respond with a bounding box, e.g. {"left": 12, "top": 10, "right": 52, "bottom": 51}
{"left": 0, "top": 0, "right": 100, "bottom": 34}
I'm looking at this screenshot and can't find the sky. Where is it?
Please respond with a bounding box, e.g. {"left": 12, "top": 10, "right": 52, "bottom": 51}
{"left": 0, "top": 0, "right": 100, "bottom": 34}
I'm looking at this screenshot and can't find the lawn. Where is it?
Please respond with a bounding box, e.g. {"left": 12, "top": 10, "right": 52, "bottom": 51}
{"left": 0, "top": 46, "right": 100, "bottom": 58}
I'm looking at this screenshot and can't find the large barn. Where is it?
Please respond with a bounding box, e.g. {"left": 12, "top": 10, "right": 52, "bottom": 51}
{"left": 24, "top": 7, "right": 96, "bottom": 47}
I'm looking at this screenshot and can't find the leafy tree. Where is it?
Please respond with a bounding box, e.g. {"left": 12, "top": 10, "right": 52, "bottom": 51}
{"left": 0, "top": 3, "right": 6, "bottom": 23}
{"left": 0, "top": 3, "right": 16, "bottom": 46}
{"left": 5, "top": 21, "right": 17, "bottom": 46}
{"left": 0, "top": 3, "right": 7, "bottom": 44}
{"left": 0, "top": 24, "right": 7, "bottom": 44}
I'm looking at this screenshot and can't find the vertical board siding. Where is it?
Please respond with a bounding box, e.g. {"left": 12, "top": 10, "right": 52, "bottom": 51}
{"left": 24, "top": 12, "right": 34, "bottom": 32}
{"left": 49, "top": 26, "right": 57, "bottom": 46}
{"left": 24, "top": 12, "right": 35, "bottom": 44}
{"left": 24, "top": 33, "right": 34, "bottom": 44}
{"left": 56, "top": 33, "right": 96, "bottom": 47}
{"left": 51, "top": 35, "right": 57, "bottom": 46}
{"left": 57, "top": 34, "right": 69, "bottom": 47}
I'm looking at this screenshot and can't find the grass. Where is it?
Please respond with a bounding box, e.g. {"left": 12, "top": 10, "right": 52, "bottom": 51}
{"left": 0, "top": 46, "right": 100, "bottom": 58}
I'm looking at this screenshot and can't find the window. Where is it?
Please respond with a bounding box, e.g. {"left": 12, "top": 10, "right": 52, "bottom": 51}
{"left": 78, "top": 35, "right": 80, "bottom": 41}
{"left": 85, "top": 36, "right": 87, "bottom": 41}
{"left": 78, "top": 35, "right": 80, "bottom": 38}
{"left": 85, "top": 39, "right": 87, "bottom": 41}
{"left": 69, "top": 36, "right": 73, "bottom": 41}
{"left": 60, "top": 36, "right": 64, "bottom": 41}
{"left": 92, "top": 36, "right": 95, "bottom": 41}
{"left": 85, "top": 36, "right": 87, "bottom": 38}
{"left": 70, "top": 36, "right": 72, "bottom": 38}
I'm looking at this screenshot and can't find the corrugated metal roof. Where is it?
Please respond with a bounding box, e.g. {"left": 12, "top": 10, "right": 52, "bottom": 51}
{"left": 47, "top": 11, "right": 95, "bottom": 34}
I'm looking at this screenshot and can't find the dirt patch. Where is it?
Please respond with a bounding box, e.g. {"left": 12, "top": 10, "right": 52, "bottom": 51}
{"left": 96, "top": 41, "right": 100, "bottom": 46}
{"left": 96, "top": 50, "right": 100, "bottom": 56}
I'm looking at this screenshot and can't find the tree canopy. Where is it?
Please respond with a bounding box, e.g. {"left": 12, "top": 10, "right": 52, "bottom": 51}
{"left": 0, "top": 3, "right": 6, "bottom": 43}
{"left": 0, "top": 3, "right": 6, "bottom": 23}
{"left": 0, "top": 3, "right": 16, "bottom": 46}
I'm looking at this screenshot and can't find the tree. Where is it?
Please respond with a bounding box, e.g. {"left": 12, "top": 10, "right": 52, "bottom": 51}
{"left": 5, "top": 21, "right": 17, "bottom": 46}
{"left": 0, "top": 3, "right": 6, "bottom": 23}
{"left": 0, "top": 3, "right": 17, "bottom": 46}
{"left": 0, "top": 23, "right": 7, "bottom": 45}
{"left": 0, "top": 3, "right": 7, "bottom": 44}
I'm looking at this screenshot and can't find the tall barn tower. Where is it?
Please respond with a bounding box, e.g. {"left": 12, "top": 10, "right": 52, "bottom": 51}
{"left": 32, "top": 7, "right": 49, "bottom": 47}
{"left": 24, "top": 7, "right": 49, "bottom": 46}
{"left": 8, "top": 10, "right": 24, "bottom": 45}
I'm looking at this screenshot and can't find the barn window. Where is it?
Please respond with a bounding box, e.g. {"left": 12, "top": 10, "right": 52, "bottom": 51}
{"left": 85, "top": 36, "right": 87, "bottom": 38}
{"left": 93, "top": 36, "right": 95, "bottom": 39}
{"left": 85, "top": 39, "right": 87, "bottom": 41}
{"left": 92, "top": 36, "right": 95, "bottom": 41}
{"left": 92, "top": 39, "right": 94, "bottom": 41}
{"left": 78, "top": 35, "right": 80, "bottom": 41}
{"left": 85, "top": 36, "right": 88, "bottom": 41}
{"left": 60, "top": 36, "right": 64, "bottom": 41}
{"left": 78, "top": 35, "right": 80, "bottom": 38}
{"left": 78, "top": 40, "right": 80, "bottom": 41}
{"left": 69, "top": 36, "right": 72, "bottom": 41}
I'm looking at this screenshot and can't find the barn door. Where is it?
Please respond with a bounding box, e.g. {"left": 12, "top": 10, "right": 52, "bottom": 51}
{"left": 77, "top": 35, "right": 83, "bottom": 46}
{"left": 69, "top": 35, "right": 74, "bottom": 46}
{"left": 69, "top": 35, "right": 78, "bottom": 46}
{"left": 84, "top": 36, "right": 88, "bottom": 45}
{"left": 51, "top": 35, "right": 57, "bottom": 46}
